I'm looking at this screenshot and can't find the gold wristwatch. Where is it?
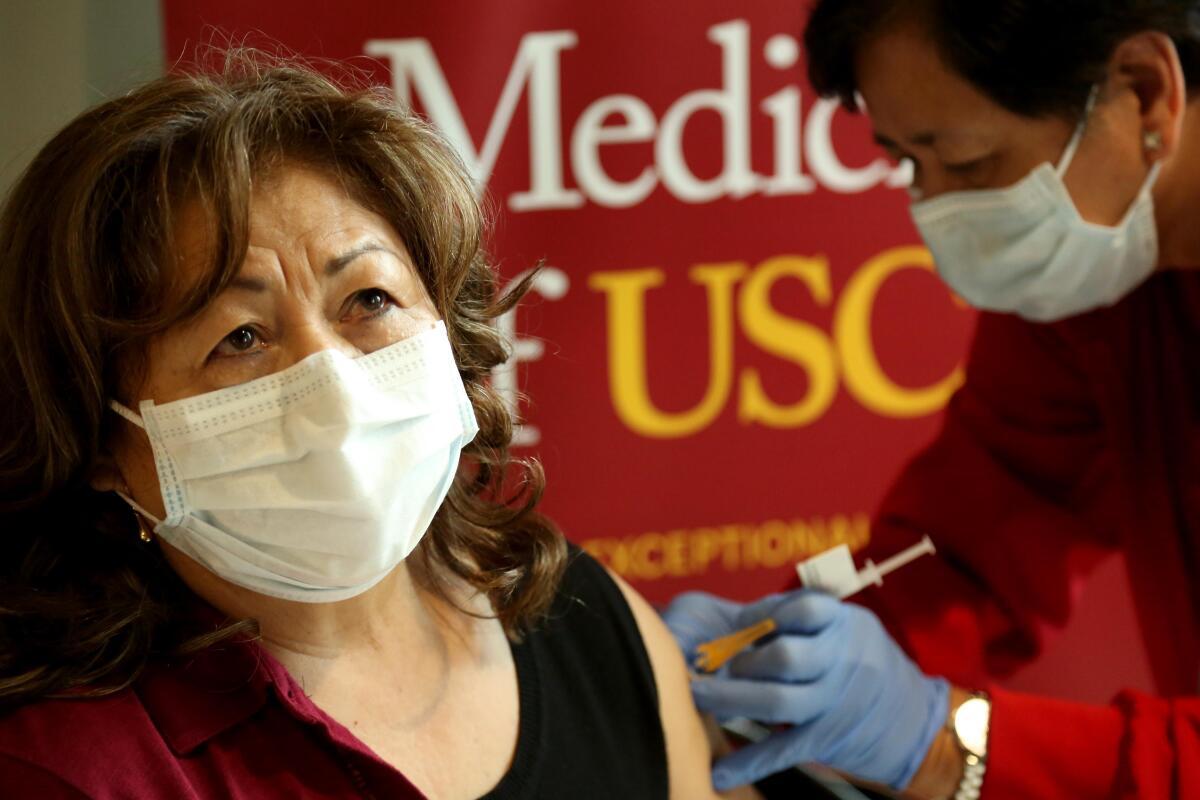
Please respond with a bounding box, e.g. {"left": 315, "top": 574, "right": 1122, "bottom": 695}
{"left": 949, "top": 692, "right": 990, "bottom": 800}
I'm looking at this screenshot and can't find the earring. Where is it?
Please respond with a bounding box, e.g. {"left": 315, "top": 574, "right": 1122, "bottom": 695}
{"left": 119, "top": 486, "right": 154, "bottom": 543}
{"left": 1143, "top": 130, "right": 1164, "bottom": 154}
{"left": 134, "top": 511, "right": 154, "bottom": 543}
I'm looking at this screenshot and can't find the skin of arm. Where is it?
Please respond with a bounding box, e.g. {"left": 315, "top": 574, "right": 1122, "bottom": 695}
{"left": 608, "top": 569, "right": 763, "bottom": 800}
{"left": 905, "top": 685, "right": 970, "bottom": 799}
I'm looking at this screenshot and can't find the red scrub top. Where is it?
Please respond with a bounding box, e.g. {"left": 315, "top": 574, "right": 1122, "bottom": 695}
{"left": 860, "top": 269, "right": 1200, "bottom": 799}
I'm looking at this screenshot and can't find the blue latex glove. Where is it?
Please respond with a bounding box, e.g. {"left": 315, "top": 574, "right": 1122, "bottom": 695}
{"left": 661, "top": 590, "right": 948, "bottom": 792}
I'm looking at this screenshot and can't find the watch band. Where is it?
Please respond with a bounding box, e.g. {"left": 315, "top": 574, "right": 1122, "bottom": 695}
{"left": 950, "top": 692, "right": 991, "bottom": 800}
{"left": 954, "top": 753, "right": 986, "bottom": 800}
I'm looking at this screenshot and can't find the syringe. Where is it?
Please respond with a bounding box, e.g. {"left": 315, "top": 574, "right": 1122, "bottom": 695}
{"left": 690, "top": 536, "right": 936, "bottom": 673}
{"left": 796, "top": 535, "right": 936, "bottom": 599}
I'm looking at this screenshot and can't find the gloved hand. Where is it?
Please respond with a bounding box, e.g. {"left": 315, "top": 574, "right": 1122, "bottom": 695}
{"left": 661, "top": 590, "right": 948, "bottom": 792}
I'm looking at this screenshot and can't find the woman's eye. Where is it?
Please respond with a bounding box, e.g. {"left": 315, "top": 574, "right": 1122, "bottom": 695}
{"left": 359, "top": 288, "right": 387, "bottom": 312}
{"left": 210, "top": 326, "right": 264, "bottom": 359}
{"left": 346, "top": 288, "right": 395, "bottom": 320}
{"left": 228, "top": 327, "right": 256, "bottom": 349}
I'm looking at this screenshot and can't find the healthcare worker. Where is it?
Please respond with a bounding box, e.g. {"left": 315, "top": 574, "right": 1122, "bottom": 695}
{"left": 664, "top": 2, "right": 1200, "bottom": 798}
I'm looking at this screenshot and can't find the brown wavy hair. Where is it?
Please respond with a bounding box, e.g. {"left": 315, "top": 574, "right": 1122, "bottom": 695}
{"left": 0, "top": 51, "right": 566, "bottom": 710}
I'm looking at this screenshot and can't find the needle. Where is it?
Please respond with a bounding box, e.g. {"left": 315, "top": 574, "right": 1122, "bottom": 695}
{"left": 692, "top": 617, "right": 777, "bottom": 673}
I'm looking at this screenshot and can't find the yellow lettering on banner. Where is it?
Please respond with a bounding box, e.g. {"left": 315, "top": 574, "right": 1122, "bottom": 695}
{"left": 719, "top": 525, "right": 742, "bottom": 571}
{"left": 760, "top": 519, "right": 791, "bottom": 567}
{"left": 742, "top": 523, "right": 762, "bottom": 570}
{"left": 631, "top": 532, "right": 664, "bottom": 579}
{"left": 580, "top": 538, "right": 603, "bottom": 562}
{"left": 737, "top": 255, "right": 839, "bottom": 427}
{"left": 663, "top": 530, "right": 688, "bottom": 577}
{"left": 588, "top": 264, "right": 745, "bottom": 438}
{"left": 835, "top": 245, "right": 964, "bottom": 417}
{"left": 689, "top": 527, "right": 721, "bottom": 573}
{"left": 849, "top": 515, "right": 871, "bottom": 551}
{"left": 584, "top": 512, "right": 873, "bottom": 581}
{"left": 590, "top": 246, "right": 965, "bottom": 436}
{"left": 796, "top": 518, "right": 825, "bottom": 553}
{"left": 597, "top": 537, "right": 631, "bottom": 575}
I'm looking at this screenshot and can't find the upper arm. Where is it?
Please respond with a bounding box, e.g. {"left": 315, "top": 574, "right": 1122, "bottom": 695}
{"left": 607, "top": 568, "right": 762, "bottom": 800}
{"left": 949, "top": 313, "right": 1109, "bottom": 501}
{"left": 865, "top": 313, "right": 1116, "bottom": 683}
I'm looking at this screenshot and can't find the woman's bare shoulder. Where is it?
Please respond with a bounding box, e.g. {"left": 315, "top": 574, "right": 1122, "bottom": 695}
{"left": 605, "top": 566, "right": 763, "bottom": 800}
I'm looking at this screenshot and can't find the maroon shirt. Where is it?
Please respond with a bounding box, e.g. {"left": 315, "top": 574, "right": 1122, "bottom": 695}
{"left": 860, "top": 269, "right": 1200, "bottom": 798}
{"left": 0, "top": 549, "right": 668, "bottom": 799}
{"left": 0, "top": 634, "right": 426, "bottom": 799}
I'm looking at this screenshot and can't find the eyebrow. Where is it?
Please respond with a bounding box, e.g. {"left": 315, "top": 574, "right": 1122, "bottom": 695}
{"left": 225, "top": 243, "right": 401, "bottom": 292}
{"left": 325, "top": 242, "right": 401, "bottom": 276}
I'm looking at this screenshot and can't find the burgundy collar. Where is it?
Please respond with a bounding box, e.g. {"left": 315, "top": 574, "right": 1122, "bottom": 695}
{"left": 134, "top": 603, "right": 275, "bottom": 755}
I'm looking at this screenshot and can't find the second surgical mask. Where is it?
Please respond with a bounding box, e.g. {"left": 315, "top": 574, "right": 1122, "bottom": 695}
{"left": 910, "top": 87, "right": 1161, "bottom": 322}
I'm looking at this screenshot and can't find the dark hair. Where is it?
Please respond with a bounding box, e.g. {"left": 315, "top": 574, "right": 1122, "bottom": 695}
{"left": 0, "top": 51, "right": 566, "bottom": 709}
{"left": 805, "top": 0, "right": 1200, "bottom": 118}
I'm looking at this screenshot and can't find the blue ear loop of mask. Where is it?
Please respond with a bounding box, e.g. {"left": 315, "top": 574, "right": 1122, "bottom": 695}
{"left": 1052, "top": 84, "right": 1100, "bottom": 180}
{"left": 114, "top": 490, "right": 163, "bottom": 528}
{"left": 108, "top": 401, "right": 166, "bottom": 527}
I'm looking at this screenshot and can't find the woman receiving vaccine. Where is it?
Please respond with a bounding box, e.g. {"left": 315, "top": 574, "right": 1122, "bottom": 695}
{"left": 665, "top": 2, "right": 1200, "bottom": 798}
{"left": 0, "top": 55, "right": 765, "bottom": 799}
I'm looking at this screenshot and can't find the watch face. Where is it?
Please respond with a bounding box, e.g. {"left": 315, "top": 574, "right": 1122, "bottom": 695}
{"left": 954, "top": 697, "right": 991, "bottom": 758}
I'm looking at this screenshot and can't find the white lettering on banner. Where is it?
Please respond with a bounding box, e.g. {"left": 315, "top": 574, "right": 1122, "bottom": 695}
{"left": 364, "top": 32, "right": 584, "bottom": 211}
{"left": 655, "top": 20, "right": 759, "bottom": 202}
{"left": 494, "top": 267, "right": 571, "bottom": 446}
{"left": 364, "top": 20, "right": 908, "bottom": 210}
{"left": 759, "top": 33, "right": 816, "bottom": 195}
{"left": 571, "top": 94, "right": 658, "bottom": 208}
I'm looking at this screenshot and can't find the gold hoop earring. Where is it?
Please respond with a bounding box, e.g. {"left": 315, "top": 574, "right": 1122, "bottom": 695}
{"left": 1143, "top": 130, "right": 1164, "bottom": 154}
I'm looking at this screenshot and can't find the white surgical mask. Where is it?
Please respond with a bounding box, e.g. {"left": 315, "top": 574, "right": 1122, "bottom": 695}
{"left": 910, "top": 87, "right": 1161, "bottom": 322}
{"left": 110, "top": 321, "right": 478, "bottom": 603}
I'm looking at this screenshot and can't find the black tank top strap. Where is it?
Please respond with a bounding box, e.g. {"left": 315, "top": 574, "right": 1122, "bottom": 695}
{"left": 479, "top": 544, "right": 667, "bottom": 799}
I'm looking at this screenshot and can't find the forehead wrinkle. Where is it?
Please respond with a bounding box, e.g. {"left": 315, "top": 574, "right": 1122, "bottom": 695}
{"left": 244, "top": 166, "right": 414, "bottom": 292}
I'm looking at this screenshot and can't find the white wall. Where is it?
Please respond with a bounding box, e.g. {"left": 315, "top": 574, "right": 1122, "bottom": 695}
{"left": 0, "top": 0, "right": 163, "bottom": 200}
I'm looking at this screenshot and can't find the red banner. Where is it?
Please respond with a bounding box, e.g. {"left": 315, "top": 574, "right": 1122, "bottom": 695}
{"left": 162, "top": 1, "right": 975, "bottom": 605}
